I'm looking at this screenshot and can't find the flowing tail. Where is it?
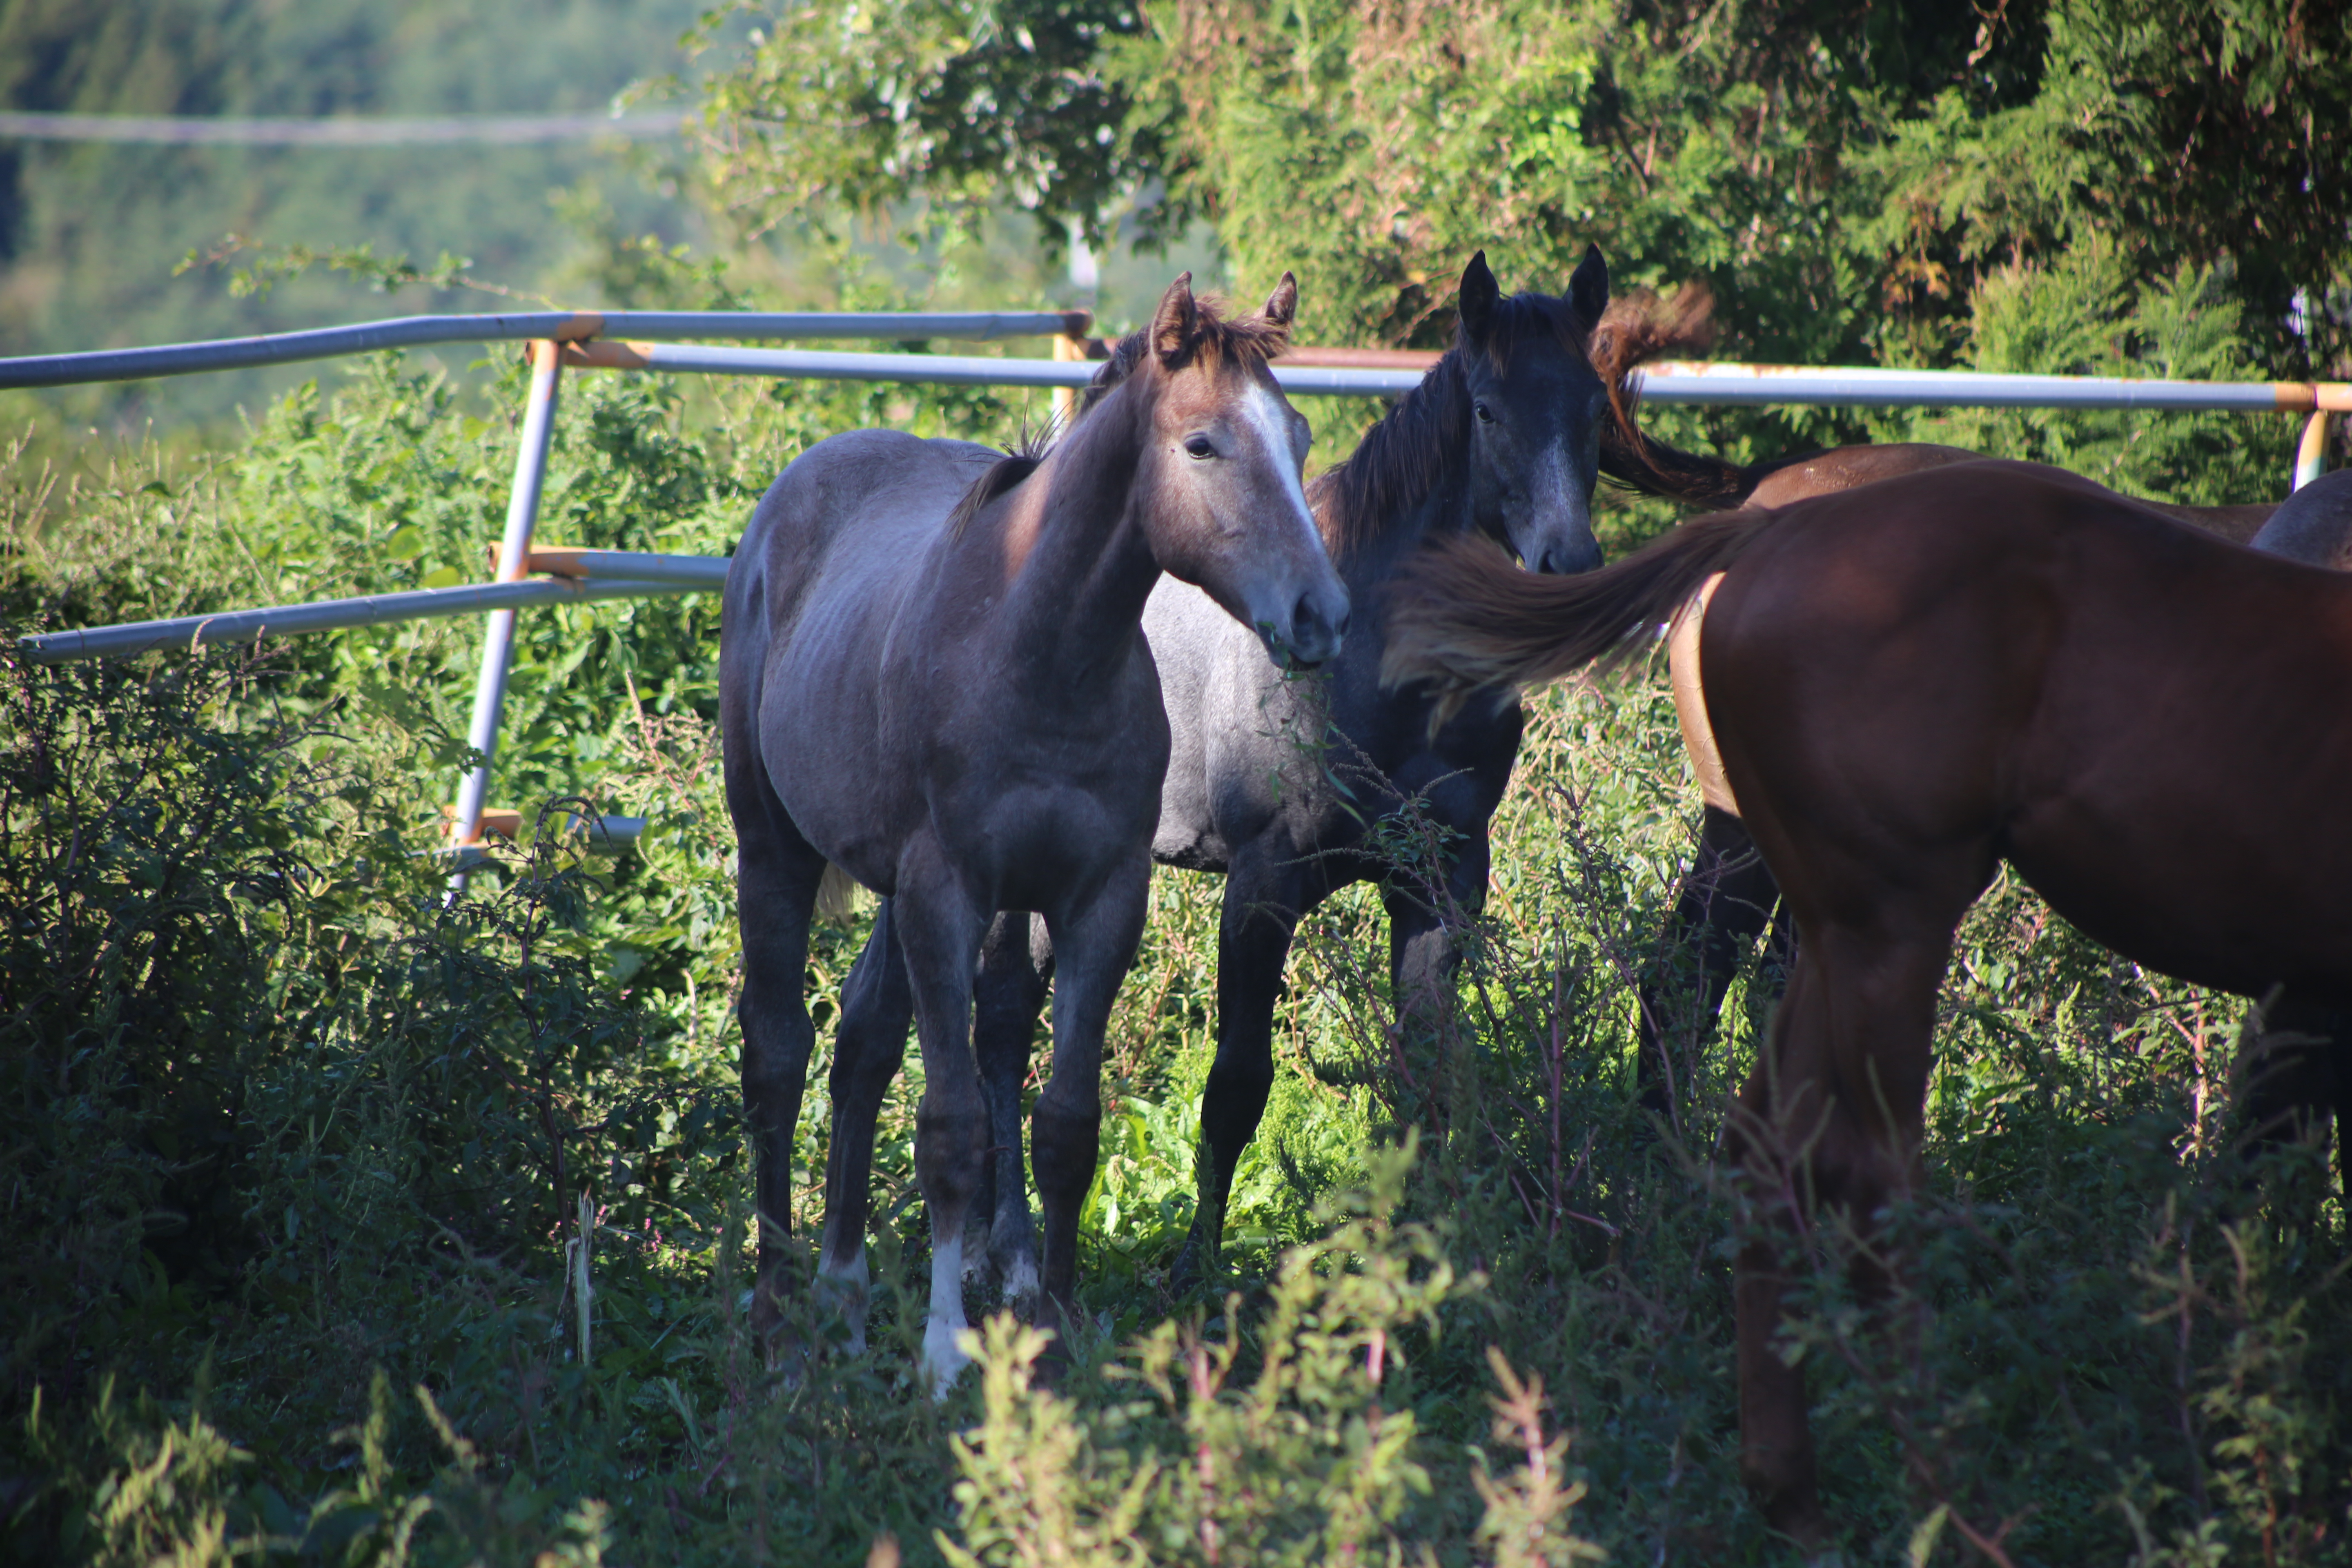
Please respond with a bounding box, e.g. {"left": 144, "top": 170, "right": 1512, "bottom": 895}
{"left": 1381, "top": 510, "right": 1766, "bottom": 724}
{"left": 816, "top": 861, "right": 869, "bottom": 923}
{"left": 1588, "top": 285, "right": 1764, "bottom": 508}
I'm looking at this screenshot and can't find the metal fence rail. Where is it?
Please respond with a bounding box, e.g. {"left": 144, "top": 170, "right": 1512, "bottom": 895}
{"left": 556, "top": 339, "right": 2352, "bottom": 411}
{"left": 19, "top": 570, "right": 695, "bottom": 665}
{"left": 7, "top": 305, "right": 2339, "bottom": 860}
{"left": 0, "top": 309, "right": 1094, "bottom": 389}
{"left": 1631, "top": 361, "right": 2352, "bottom": 413}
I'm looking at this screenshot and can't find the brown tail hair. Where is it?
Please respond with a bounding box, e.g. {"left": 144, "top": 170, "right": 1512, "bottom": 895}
{"left": 1587, "top": 285, "right": 1761, "bottom": 507}
{"left": 1380, "top": 509, "right": 1765, "bottom": 724}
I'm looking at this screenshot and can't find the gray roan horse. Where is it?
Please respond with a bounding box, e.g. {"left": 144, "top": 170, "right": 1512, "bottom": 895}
{"left": 720, "top": 274, "right": 1348, "bottom": 1386}
{"left": 956, "top": 249, "right": 1622, "bottom": 1293}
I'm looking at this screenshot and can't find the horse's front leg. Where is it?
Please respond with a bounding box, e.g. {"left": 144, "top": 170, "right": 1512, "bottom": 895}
{"left": 1383, "top": 818, "right": 1490, "bottom": 1035}
{"left": 1172, "top": 840, "right": 1320, "bottom": 1292}
{"left": 972, "top": 911, "right": 1055, "bottom": 1310}
{"left": 815, "top": 898, "right": 913, "bottom": 1355}
{"left": 1033, "top": 857, "right": 1151, "bottom": 1337}
{"left": 890, "top": 846, "right": 993, "bottom": 1393}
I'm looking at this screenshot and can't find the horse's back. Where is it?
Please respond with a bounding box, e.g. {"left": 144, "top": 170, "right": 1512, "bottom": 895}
{"left": 728, "top": 430, "right": 1000, "bottom": 648}
{"left": 721, "top": 430, "right": 1003, "bottom": 869}
{"left": 2252, "top": 469, "right": 2352, "bottom": 568}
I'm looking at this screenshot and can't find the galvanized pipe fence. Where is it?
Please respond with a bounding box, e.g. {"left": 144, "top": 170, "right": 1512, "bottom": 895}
{"left": 4, "top": 310, "right": 2342, "bottom": 861}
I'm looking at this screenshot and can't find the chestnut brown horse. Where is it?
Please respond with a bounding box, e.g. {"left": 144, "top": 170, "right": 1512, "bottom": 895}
{"left": 722, "top": 274, "right": 1348, "bottom": 1388}
{"left": 1636, "top": 469, "right": 2350, "bottom": 1133}
{"left": 1584, "top": 294, "right": 2314, "bottom": 1128}
{"left": 1379, "top": 460, "right": 2352, "bottom": 1544}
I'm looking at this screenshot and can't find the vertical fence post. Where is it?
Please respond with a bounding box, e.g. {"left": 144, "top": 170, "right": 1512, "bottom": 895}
{"left": 1051, "top": 330, "right": 1087, "bottom": 432}
{"left": 2294, "top": 409, "right": 2333, "bottom": 492}
{"left": 448, "top": 339, "right": 564, "bottom": 874}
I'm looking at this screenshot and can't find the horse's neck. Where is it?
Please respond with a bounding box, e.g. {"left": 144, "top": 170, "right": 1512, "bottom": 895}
{"left": 1321, "top": 465, "right": 1474, "bottom": 606}
{"left": 994, "top": 395, "right": 1160, "bottom": 675}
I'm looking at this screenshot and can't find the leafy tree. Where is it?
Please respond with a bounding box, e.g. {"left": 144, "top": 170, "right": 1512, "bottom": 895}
{"left": 691, "top": 0, "right": 2350, "bottom": 388}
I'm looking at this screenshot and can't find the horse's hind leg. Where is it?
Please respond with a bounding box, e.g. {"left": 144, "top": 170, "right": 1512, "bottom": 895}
{"left": 725, "top": 758, "right": 828, "bottom": 1361}
{"left": 1034, "top": 856, "right": 1152, "bottom": 1336}
{"left": 815, "top": 898, "right": 914, "bottom": 1354}
{"left": 973, "top": 912, "right": 1054, "bottom": 1310}
{"left": 890, "top": 842, "right": 993, "bottom": 1392}
{"left": 1173, "top": 842, "right": 1321, "bottom": 1292}
{"left": 1731, "top": 913, "right": 1948, "bottom": 1550}
{"left": 1637, "top": 806, "right": 1784, "bottom": 1124}
{"left": 1729, "top": 949, "right": 1828, "bottom": 1545}
{"left": 2234, "top": 990, "right": 2351, "bottom": 1214}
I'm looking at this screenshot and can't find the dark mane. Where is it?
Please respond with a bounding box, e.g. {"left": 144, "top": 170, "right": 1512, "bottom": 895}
{"left": 946, "top": 426, "right": 1054, "bottom": 536}
{"left": 1312, "top": 348, "right": 1473, "bottom": 558}
{"left": 1314, "top": 290, "right": 1599, "bottom": 559}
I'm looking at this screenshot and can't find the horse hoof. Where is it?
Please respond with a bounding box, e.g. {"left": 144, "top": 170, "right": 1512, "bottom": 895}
{"left": 921, "top": 1319, "right": 973, "bottom": 1399}
{"left": 998, "top": 1253, "right": 1041, "bottom": 1314}
{"left": 1169, "top": 1234, "right": 1218, "bottom": 1296}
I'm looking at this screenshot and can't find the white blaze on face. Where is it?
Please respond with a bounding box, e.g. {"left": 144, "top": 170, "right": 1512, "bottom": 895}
{"left": 1241, "top": 381, "right": 1318, "bottom": 541}
{"left": 1522, "top": 436, "right": 1589, "bottom": 562}
{"left": 922, "top": 1232, "right": 972, "bottom": 1397}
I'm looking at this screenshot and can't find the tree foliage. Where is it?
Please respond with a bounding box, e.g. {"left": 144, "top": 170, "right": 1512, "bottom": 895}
{"left": 693, "top": 0, "right": 2351, "bottom": 381}
{"left": 690, "top": 0, "right": 1164, "bottom": 261}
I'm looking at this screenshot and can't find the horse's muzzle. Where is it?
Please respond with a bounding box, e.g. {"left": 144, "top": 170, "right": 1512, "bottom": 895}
{"left": 1271, "top": 583, "right": 1351, "bottom": 668}
{"left": 1536, "top": 535, "right": 1605, "bottom": 575}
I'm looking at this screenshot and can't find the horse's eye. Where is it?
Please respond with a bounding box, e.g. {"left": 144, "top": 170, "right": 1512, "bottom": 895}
{"left": 1473, "top": 402, "right": 1495, "bottom": 424}
{"left": 1184, "top": 435, "right": 1217, "bottom": 459}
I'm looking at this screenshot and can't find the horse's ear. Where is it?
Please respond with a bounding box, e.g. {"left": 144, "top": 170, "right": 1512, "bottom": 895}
{"left": 1260, "top": 271, "right": 1298, "bottom": 335}
{"left": 1458, "top": 251, "right": 1499, "bottom": 345}
{"left": 1569, "top": 243, "right": 1609, "bottom": 332}
{"left": 1152, "top": 272, "right": 1200, "bottom": 367}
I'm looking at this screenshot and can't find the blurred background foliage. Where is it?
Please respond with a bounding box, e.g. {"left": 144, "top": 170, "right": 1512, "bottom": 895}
{"left": 0, "top": 0, "right": 712, "bottom": 429}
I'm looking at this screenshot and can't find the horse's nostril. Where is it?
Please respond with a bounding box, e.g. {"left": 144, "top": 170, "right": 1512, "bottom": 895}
{"left": 1539, "top": 540, "right": 1602, "bottom": 576}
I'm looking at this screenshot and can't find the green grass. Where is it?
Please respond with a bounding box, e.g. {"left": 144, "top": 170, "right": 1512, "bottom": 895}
{"left": 1, "top": 359, "right": 2346, "bottom": 1566}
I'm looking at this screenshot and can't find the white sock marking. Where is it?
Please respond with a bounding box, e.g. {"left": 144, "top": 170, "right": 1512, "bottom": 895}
{"left": 922, "top": 1232, "right": 972, "bottom": 1397}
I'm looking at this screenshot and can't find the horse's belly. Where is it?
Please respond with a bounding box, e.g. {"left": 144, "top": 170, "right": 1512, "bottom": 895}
{"left": 1670, "top": 573, "right": 1742, "bottom": 817}
{"left": 976, "top": 780, "right": 1162, "bottom": 909}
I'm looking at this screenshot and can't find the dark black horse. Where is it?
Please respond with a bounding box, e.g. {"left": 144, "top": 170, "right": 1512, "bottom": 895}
{"left": 941, "top": 249, "right": 1622, "bottom": 1296}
